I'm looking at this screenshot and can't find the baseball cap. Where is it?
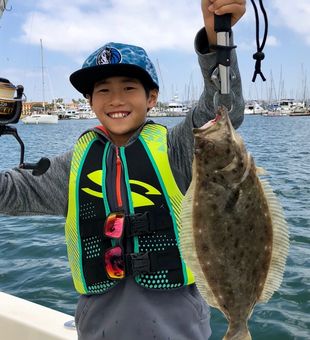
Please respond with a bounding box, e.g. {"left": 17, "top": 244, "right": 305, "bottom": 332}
{"left": 70, "top": 42, "right": 159, "bottom": 96}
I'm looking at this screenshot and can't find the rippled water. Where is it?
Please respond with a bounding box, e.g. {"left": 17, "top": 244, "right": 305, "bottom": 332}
{"left": 0, "top": 116, "right": 309, "bottom": 339}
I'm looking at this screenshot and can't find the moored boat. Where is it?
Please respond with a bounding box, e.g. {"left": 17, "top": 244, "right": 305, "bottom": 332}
{"left": 289, "top": 111, "right": 310, "bottom": 117}
{"left": 166, "top": 102, "right": 189, "bottom": 116}
{"left": 22, "top": 113, "right": 58, "bottom": 124}
{"left": 165, "top": 95, "right": 189, "bottom": 116}
{"left": 244, "top": 101, "right": 267, "bottom": 115}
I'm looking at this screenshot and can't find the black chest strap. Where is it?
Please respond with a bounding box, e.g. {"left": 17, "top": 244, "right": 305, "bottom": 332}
{"left": 125, "top": 248, "right": 181, "bottom": 276}
{"left": 125, "top": 211, "right": 171, "bottom": 237}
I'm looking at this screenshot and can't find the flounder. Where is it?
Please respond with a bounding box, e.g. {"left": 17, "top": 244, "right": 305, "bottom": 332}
{"left": 180, "top": 106, "right": 289, "bottom": 340}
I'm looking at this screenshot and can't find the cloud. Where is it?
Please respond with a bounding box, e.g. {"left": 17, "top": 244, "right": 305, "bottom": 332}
{"left": 272, "top": 0, "right": 310, "bottom": 44}
{"left": 20, "top": 0, "right": 201, "bottom": 57}
{"left": 266, "top": 35, "right": 279, "bottom": 47}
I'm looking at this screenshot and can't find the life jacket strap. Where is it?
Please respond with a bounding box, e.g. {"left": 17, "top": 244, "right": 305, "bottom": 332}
{"left": 125, "top": 248, "right": 180, "bottom": 276}
{"left": 125, "top": 211, "right": 170, "bottom": 237}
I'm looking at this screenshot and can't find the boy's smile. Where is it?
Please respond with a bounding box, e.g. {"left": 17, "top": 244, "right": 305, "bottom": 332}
{"left": 107, "top": 111, "right": 130, "bottom": 119}
{"left": 90, "top": 76, "right": 158, "bottom": 146}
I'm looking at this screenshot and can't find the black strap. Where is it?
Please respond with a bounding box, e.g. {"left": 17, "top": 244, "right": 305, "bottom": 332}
{"left": 125, "top": 211, "right": 170, "bottom": 237}
{"left": 251, "top": 0, "right": 268, "bottom": 82}
{"left": 210, "top": 44, "right": 237, "bottom": 67}
{"left": 125, "top": 248, "right": 181, "bottom": 276}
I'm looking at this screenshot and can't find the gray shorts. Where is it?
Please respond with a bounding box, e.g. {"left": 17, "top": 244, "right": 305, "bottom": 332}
{"left": 75, "top": 277, "right": 211, "bottom": 340}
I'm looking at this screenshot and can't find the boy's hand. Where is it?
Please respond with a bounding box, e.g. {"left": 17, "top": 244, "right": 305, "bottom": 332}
{"left": 201, "top": 0, "right": 246, "bottom": 46}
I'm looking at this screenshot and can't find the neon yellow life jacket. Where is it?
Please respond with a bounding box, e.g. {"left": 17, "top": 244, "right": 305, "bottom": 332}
{"left": 65, "top": 123, "right": 195, "bottom": 295}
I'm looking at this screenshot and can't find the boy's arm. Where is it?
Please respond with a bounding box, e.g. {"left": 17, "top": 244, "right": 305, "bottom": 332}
{"left": 0, "top": 151, "right": 72, "bottom": 216}
{"left": 192, "top": 28, "right": 244, "bottom": 129}
{"left": 168, "top": 1, "right": 246, "bottom": 192}
{"left": 168, "top": 29, "right": 244, "bottom": 193}
{"left": 193, "top": 0, "right": 245, "bottom": 128}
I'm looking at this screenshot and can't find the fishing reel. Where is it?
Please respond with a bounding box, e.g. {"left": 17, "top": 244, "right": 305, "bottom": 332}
{"left": 0, "top": 77, "right": 50, "bottom": 175}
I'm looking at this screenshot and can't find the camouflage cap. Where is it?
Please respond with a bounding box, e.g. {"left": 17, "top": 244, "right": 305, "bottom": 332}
{"left": 70, "top": 42, "right": 159, "bottom": 96}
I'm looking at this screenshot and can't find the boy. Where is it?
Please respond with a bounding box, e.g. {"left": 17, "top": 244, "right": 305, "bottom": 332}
{"left": 0, "top": 1, "right": 246, "bottom": 339}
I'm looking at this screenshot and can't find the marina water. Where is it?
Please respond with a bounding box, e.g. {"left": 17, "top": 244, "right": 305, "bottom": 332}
{"left": 0, "top": 115, "right": 309, "bottom": 339}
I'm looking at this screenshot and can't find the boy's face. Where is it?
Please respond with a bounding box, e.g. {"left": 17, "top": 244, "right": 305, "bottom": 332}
{"left": 90, "top": 76, "right": 158, "bottom": 146}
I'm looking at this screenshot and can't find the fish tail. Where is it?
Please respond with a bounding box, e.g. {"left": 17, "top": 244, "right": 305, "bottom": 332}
{"left": 223, "top": 322, "right": 252, "bottom": 340}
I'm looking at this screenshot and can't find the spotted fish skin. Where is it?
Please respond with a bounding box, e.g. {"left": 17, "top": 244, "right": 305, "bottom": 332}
{"left": 180, "top": 106, "right": 289, "bottom": 340}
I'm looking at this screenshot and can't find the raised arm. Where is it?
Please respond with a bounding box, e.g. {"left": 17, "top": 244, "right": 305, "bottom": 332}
{"left": 168, "top": 0, "right": 246, "bottom": 192}
{"left": 194, "top": 0, "right": 246, "bottom": 128}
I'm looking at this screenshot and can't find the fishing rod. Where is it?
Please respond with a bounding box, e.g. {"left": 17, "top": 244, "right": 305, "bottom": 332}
{"left": 0, "top": 78, "right": 50, "bottom": 176}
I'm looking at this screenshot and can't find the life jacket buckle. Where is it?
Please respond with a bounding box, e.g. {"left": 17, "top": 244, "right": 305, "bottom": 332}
{"left": 126, "top": 212, "right": 152, "bottom": 236}
{"left": 126, "top": 252, "right": 151, "bottom": 276}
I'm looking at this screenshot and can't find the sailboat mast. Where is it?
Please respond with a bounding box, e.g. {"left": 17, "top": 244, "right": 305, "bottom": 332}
{"left": 156, "top": 58, "right": 166, "bottom": 103}
{"left": 40, "top": 39, "right": 46, "bottom": 113}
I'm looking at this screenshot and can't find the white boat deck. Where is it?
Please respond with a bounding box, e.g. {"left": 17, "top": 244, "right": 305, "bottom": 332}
{"left": 0, "top": 292, "right": 77, "bottom": 340}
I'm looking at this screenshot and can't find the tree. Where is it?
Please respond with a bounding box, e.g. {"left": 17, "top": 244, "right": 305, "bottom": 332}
{"left": 55, "top": 98, "right": 64, "bottom": 104}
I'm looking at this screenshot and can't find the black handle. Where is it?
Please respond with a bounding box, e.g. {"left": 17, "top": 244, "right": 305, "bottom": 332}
{"left": 214, "top": 13, "right": 232, "bottom": 32}
{"left": 20, "top": 157, "right": 51, "bottom": 176}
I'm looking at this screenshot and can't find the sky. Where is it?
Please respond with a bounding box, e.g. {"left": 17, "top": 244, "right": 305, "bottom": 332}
{"left": 0, "top": 0, "right": 309, "bottom": 104}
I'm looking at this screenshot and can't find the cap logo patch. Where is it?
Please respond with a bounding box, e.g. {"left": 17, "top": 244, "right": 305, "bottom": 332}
{"left": 97, "top": 47, "right": 122, "bottom": 65}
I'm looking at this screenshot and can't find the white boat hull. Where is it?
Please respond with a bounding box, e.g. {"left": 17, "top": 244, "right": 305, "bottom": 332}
{"left": 22, "top": 114, "right": 58, "bottom": 124}
{"left": 0, "top": 292, "right": 77, "bottom": 340}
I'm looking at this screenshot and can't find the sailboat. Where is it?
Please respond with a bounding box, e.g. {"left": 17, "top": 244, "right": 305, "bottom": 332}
{"left": 22, "top": 39, "right": 58, "bottom": 124}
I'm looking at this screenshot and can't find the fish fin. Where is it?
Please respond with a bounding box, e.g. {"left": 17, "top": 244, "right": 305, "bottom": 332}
{"left": 223, "top": 322, "right": 252, "bottom": 340}
{"left": 180, "top": 167, "right": 218, "bottom": 308}
{"left": 258, "top": 179, "right": 290, "bottom": 303}
{"left": 256, "top": 166, "right": 268, "bottom": 176}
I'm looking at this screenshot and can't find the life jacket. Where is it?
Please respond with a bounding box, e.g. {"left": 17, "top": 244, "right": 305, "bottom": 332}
{"left": 65, "top": 122, "right": 195, "bottom": 295}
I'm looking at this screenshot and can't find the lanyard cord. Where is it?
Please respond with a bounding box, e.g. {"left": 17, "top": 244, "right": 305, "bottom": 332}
{"left": 251, "top": 0, "right": 268, "bottom": 82}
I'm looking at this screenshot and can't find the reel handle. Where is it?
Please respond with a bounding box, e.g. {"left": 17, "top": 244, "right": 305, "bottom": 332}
{"left": 20, "top": 158, "right": 51, "bottom": 176}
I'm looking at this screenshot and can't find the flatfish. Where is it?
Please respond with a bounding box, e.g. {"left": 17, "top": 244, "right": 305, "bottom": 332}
{"left": 180, "top": 106, "right": 289, "bottom": 340}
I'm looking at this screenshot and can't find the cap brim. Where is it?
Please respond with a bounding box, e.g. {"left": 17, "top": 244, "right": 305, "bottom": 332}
{"left": 70, "top": 64, "right": 158, "bottom": 96}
